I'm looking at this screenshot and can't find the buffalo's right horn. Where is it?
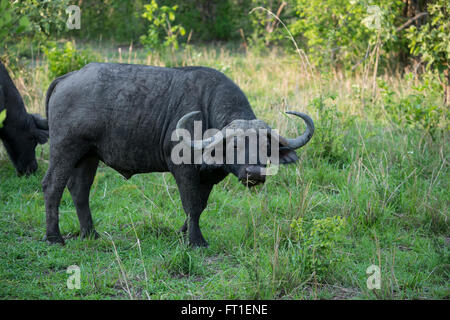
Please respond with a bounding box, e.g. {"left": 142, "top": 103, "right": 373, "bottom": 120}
{"left": 278, "top": 111, "right": 314, "bottom": 149}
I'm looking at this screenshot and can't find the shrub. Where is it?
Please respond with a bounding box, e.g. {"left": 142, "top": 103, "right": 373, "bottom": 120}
{"left": 1, "top": 0, "right": 69, "bottom": 67}
{"left": 66, "top": 1, "right": 147, "bottom": 42}
{"left": 0, "top": 0, "right": 31, "bottom": 64}
{"left": 140, "top": 0, "right": 186, "bottom": 53}
{"left": 378, "top": 75, "right": 447, "bottom": 138}
{"left": 290, "top": 0, "right": 404, "bottom": 71}
{"left": 290, "top": 216, "right": 347, "bottom": 277}
{"left": 43, "top": 42, "right": 98, "bottom": 78}
{"left": 406, "top": 0, "right": 450, "bottom": 105}
{"left": 307, "top": 94, "right": 353, "bottom": 164}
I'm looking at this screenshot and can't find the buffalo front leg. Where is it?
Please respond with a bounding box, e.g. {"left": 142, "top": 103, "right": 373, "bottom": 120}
{"left": 173, "top": 171, "right": 213, "bottom": 247}
{"left": 67, "top": 154, "right": 99, "bottom": 239}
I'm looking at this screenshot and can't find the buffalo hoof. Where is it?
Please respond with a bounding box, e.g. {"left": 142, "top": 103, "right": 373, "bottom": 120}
{"left": 81, "top": 229, "right": 99, "bottom": 240}
{"left": 43, "top": 234, "right": 65, "bottom": 245}
{"left": 189, "top": 237, "right": 209, "bottom": 248}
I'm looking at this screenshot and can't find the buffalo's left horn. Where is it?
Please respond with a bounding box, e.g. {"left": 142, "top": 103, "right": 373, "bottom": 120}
{"left": 281, "top": 111, "right": 314, "bottom": 149}
{"left": 176, "top": 111, "right": 224, "bottom": 150}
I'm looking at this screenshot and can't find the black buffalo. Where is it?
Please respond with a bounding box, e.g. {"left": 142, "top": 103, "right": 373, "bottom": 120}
{"left": 0, "top": 62, "right": 49, "bottom": 175}
{"left": 43, "top": 63, "right": 314, "bottom": 247}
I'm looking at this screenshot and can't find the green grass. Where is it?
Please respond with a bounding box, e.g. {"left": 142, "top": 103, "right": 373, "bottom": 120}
{"left": 0, "top": 43, "right": 448, "bottom": 299}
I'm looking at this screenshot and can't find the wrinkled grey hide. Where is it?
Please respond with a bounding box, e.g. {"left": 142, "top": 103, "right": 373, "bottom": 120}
{"left": 43, "top": 63, "right": 313, "bottom": 246}
{"left": 0, "top": 62, "right": 49, "bottom": 176}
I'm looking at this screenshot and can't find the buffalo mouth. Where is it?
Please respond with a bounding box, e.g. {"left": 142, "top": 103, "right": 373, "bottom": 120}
{"left": 16, "top": 161, "right": 38, "bottom": 176}
{"left": 239, "top": 166, "right": 266, "bottom": 187}
{"left": 240, "top": 178, "right": 265, "bottom": 188}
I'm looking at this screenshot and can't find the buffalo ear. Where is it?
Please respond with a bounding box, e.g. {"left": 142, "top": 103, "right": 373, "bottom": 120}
{"left": 31, "top": 114, "right": 49, "bottom": 144}
{"left": 278, "top": 146, "right": 299, "bottom": 164}
{"left": 31, "top": 113, "right": 49, "bottom": 130}
{"left": 34, "top": 128, "right": 49, "bottom": 144}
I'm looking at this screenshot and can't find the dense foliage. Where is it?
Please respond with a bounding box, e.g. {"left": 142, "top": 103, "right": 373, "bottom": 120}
{"left": 1, "top": 1, "right": 447, "bottom": 103}
{"left": 0, "top": 0, "right": 68, "bottom": 62}
{"left": 406, "top": 0, "right": 450, "bottom": 104}
{"left": 0, "top": 1, "right": 446, "bottom": 71}
{"left": 42, "top": 41, "right": 98, "bottom": 78}
{"left": 290, "top": 0, "right": 406, "bottom": 70}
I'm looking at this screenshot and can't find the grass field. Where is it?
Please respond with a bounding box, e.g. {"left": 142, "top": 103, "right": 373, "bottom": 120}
{"left": 0, "top": 43, "right": 448, "bottom": 299}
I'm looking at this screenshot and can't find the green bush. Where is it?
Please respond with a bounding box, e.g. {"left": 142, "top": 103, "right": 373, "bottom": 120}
{"left": 165, "top": 0, "right": 252, "bottom": 42}
{"left": 406, "top": 0, "right": 450, "bottom": 105}
{"left": 1, "top": 0, "right": 69, "bottom": 67}
{"left": 307, "top": 95, "right": 353, "bottom": 164}
{"left": 378, "top": 75, "right": 446, "bottom": 137}
{"left": 290, "top": 0, "right": 404, "bottom": 71}
{"left": 43, "top": 42, "right": 98, "bottom": 78}
{"left": 0, "top": 0, "right": 31, "bottom": 63}
{"left": 406, "top": 0, "right": 449, "bottom": 74}
{"left": 290, "top": 216, "right": 347, "bottom": 277}
{"left": 140, "top": 0, "right": 186, "bottom": 52}
{"left": 65, "top": 0, "right": 147, "bottom": 42}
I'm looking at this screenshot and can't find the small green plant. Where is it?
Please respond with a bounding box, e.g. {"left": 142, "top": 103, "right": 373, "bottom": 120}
{"left": 163, "top": 246, "right": 204, "bottom": 277}
{"left": 140, "top": 0, "right": 186, "bottom": 53}
{"left": 290, "top": 216, "right": 347, "bottom": 277}
{"left": 42, "top": 41, "right": 98, "bottom": 78}
{"left": 307, "top": 94, "right": 352, "bottom": 164}
{"left": 0, "top": 109, "right": 6, "bottom": 128}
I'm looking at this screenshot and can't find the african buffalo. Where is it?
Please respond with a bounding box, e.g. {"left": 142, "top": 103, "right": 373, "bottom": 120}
{"left": 0, "top": 62, "right": 49, "bottom": 176}
{"left": 43, "top": 63, "right": 314, "bottom": 246}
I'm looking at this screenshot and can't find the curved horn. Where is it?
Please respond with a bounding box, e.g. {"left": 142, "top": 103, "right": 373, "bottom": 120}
{"left": 176, "top": 111, "right": 224, "bottom": 150}
{"left": 281, "top": 111, "right": 314, "bottom": 149}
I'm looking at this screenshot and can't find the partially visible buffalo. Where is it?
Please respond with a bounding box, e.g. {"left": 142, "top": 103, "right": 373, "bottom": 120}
{"left": 0, "top": 62, "right": 49, "bottom": 175}
{"left": 43, "top": 63, "right": 314, "bottom": 247}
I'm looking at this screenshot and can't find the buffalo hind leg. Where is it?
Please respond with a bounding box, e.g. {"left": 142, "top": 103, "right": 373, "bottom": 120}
{"left": 67, "top": 154, "right": 99, "bottom": 239}
{"left": 42, "top": 155, "right": 80, "bottom": 245}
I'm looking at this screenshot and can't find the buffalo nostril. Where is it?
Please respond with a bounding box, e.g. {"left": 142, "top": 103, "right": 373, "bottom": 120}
{"left": 245, "top": 166, "right": 266, "bottom": 182}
